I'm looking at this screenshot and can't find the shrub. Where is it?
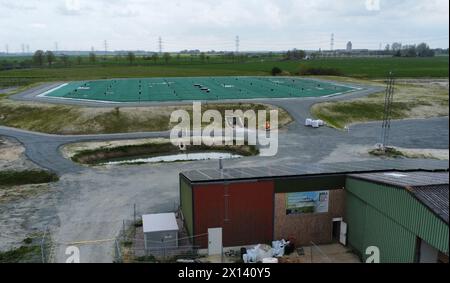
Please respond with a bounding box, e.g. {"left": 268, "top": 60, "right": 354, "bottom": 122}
{"left": 299, "top": 66, "right": 343, "bottom": 76}
{"left": 271, "top": 67, "right": 283, "bottom": 76}
{"left": 0, "top": 170, "right": 59, "bottom": 186}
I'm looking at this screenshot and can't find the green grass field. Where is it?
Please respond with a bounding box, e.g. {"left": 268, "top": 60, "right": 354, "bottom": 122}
{"left": 44, "top": 77, "right": 354, "bottom": 102}
{"left": 0, "top": 57, "right": 448, "bottom": 86}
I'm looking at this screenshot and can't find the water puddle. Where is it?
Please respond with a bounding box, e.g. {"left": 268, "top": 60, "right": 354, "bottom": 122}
{"left": 102, "top": 152, "right": 243, "bottom": 165}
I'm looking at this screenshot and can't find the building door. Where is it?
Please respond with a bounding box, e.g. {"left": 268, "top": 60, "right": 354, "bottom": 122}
{"left": 332, "top": 221, "right": 341, "bottom": 241}
{"left": 416, "top": 239, "right": 439, "bottom": 263}
{"left": 208, "top": 228, "right": 223, "bottom": 256}
{"left": 339, "top": 222, "right": 347, "bottom": 246}
{"left": 332, "top": 218, "right": 347, "bottom": 245}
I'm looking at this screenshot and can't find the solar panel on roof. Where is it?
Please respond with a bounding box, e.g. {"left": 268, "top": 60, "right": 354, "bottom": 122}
{"left": 181, "top": 159, "right": 448, "bottom": 183}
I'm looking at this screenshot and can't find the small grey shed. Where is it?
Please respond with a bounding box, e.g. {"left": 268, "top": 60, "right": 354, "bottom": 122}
{"left": 143, "top": 213, "right": 179, "bottom": 250}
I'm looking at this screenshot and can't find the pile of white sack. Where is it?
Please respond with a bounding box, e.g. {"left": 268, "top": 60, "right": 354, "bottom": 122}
{"left": 305, "top": 118, "right": 325, "bottom": 128}
{"left": 243, "top": 239, "right": 290, "bottom": 263}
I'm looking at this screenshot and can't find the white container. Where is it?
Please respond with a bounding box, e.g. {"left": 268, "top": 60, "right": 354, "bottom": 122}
{"left": 262, "top": 258, "right": 279, "bottom": 264}
{"left": 305, "top": 119, "right": 313, "bottom": 126}
{"left": 317, "top": 120, "right": 324, "bottom": 126}
{"left": 312, "top": 120, "right": 320, "bottom": 128}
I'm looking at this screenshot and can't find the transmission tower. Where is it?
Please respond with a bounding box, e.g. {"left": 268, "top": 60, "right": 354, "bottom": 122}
{"left": 104, "top": 40, "right": 108, "bottom": 60}
{"left": 158, "top": 37, "right": 163, "bottom": 55}
{"left": 55, "top": 42, "right": 58, "bottom": 53}
{"left": 5, "top": 44, "right": 8, "bottom": 55}
{"left": 380, "top": 72, "right": 396, "bottom": 149}
{"left": 330, "top": 33, "right": 334, "bottom": 51}
{"left": 26, "top": 44, "right": 30, "bottom": 54}
{"left": 21, "top": 44, "right": 25, "bottom": 54}
{"left": 235, "top": 35, "right": 240, "bottom": 54}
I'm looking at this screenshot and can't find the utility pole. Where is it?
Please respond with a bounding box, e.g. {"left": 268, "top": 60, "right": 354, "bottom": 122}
{"left": 158, "top": 36, "right": 162, "bottom": 55}
{"left": 380, "top": 72, "right": 395, "bottom": 150}
{"left": 5, "top": 44, "right": 9, "bottom": 55}
{"left": 26, "top": 44, "right": 30, "bottom": 54}
{"left": 21, "top": 44, "right": 25, "bottom": 54}
{"left": 55, "top": 42, "right": 58, "bottom": 53}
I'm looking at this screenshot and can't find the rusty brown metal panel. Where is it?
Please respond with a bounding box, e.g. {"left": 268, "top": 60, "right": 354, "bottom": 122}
{"left": 193, "top": 180, "right": 274, "bottom": 248}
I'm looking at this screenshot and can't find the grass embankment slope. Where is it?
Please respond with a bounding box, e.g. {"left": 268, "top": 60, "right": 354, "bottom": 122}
{"left": 0, "top": 101, "right": 292, "bottom": 135}
{"left": 311, "top": 80, "right": 449, "bottom": 129}
{"left": 0, "top": 57, "right": 448, "bottom": 82}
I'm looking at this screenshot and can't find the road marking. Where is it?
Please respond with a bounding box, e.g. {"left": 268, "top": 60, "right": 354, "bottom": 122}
{"left": 37, "top": 83, "right": 68, "bottom": 97}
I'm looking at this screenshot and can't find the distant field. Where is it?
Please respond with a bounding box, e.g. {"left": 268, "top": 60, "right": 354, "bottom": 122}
{"left": 0, "top": 57, "right": 447, "bottom": 84}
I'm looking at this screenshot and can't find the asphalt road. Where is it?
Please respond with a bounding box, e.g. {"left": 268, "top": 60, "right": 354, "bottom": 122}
{"left": 0, "top": 80, "right": 448, "bottom": 263}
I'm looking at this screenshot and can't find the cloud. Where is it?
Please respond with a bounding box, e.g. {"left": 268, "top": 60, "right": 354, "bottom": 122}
{"left": 30, "top": 23, "right": 47, "bottom": 29}
{"left": 0, "top": 0, "right": 448, "bottom": 51}
{"left": 0, "top": 0, "right": 36, "bottom": 10}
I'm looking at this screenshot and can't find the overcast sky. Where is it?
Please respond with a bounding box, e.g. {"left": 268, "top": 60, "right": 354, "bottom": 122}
{"left": 0, "top": 0, "right": 448, "bottom": 52}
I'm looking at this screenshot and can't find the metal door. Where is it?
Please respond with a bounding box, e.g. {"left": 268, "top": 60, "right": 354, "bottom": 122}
{"left": 340, "top": 222, "right": 348, "bottom": 246}
{"left": 208, "top": 228, "right": 223, "bottom": 256}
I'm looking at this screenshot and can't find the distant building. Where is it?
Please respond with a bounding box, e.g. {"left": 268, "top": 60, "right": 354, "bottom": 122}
{"left": 346, "top": 41, "right": 353, "bottom": 52}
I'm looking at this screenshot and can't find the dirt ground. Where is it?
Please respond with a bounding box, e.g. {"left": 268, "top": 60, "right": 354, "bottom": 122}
{"left": 278, "top": 243, "right": 360, "bottom": 263}
{"left": 0, "top": 137, "right": 40, "bottom": 171}
{"left": 319, "top": 143, "right": 449, "bottom": 164}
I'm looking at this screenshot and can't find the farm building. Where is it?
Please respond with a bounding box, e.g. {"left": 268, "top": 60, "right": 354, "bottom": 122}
{"left": 345, "top": 171, "right": 448, "bottom": 263}
{"left": 179, "top": 159, "right": 448, "bottom": 263}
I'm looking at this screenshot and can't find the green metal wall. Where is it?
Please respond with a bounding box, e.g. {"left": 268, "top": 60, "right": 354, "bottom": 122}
{"left": 346, "top": 178, "right": 449, "bottom": 263}
{"left": 180, "top": 177, "right": 194, "bottom": 237}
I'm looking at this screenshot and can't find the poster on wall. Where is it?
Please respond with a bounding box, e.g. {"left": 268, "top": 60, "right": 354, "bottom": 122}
{"left": 286, "top": 191, "right": 329, "bottom": 215}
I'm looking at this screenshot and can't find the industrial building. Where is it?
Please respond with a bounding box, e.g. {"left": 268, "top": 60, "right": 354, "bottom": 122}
{"left": 346, "top": 171, "right": 448, "bottom": 263}
{"left": 179, "top": 160, "right": 448, "bottom": 263}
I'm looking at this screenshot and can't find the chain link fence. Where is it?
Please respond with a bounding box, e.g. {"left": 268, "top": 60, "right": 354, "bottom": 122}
{"left": 113, "top": 202, "right": 206, "bottom": 263}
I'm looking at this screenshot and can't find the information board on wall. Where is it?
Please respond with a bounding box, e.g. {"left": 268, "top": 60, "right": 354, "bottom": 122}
{"left": 286, "top": 191, "right": 329, "bottom": 215}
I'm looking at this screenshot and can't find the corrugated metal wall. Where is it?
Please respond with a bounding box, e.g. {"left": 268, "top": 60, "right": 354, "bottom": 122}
{"left": 193, "top": 180, "right": 274, "bottom": 248}
{"left": 346, "top": 178, "right": 449, "bottom": 263}
{"left": 179, "top": 176, "right": 193, "bottom": 238}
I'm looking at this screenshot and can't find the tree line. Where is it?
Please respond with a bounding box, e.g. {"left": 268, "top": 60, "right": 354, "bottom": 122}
{"left": 385, "top": 42, "right": 435, "bottom": 57}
